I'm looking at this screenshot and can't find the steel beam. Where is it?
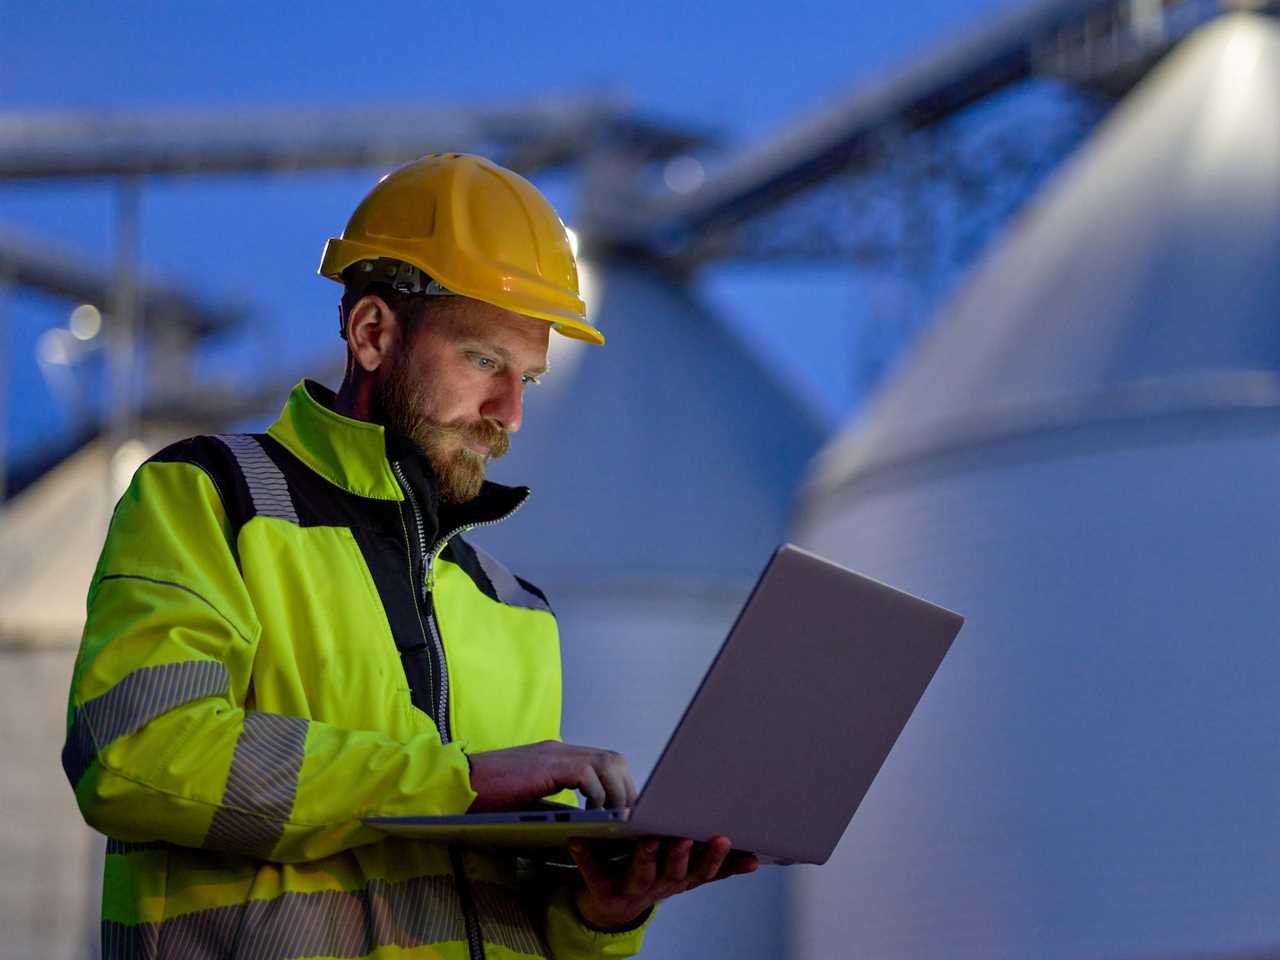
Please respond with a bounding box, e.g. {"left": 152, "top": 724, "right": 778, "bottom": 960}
{"left": 0, "top": 99, "right": 706, "bottom": 180}
{"left": 0, "top": 226, "right": 240, "bottom": 334}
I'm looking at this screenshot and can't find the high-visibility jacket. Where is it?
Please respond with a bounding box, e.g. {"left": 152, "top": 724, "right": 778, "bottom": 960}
{"left": 62, "top": 379, "right": 649, "bottom": 960}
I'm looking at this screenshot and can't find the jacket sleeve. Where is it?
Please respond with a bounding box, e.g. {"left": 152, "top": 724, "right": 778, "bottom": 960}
{"left": 544, "top": 888, "right": 653, "bottom": 959}
{"left": 62, "top": 457, "right": 476, "bottom": 863}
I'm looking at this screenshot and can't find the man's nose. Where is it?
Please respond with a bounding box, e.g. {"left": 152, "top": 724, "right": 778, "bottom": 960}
{"left": 482, "top": 372, "right": 524, "bottom": 433}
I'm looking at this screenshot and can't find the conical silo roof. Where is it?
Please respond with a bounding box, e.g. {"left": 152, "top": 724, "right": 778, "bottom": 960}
{"left": 479, "top": 260, "right": 826, "bottom": 587}
{"left": 808, "top": 10, "right": 1280, "bottom": 502}
{"left": 791, "top": 13, "right": 1280, "bottom": 959}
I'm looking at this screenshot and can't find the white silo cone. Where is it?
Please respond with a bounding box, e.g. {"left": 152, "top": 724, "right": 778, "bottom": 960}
{"left": 479, "top": 260, "right": 826, "bottom": 960}
{"left": 792, "top": 11, "right": 1280, "bottom": 960}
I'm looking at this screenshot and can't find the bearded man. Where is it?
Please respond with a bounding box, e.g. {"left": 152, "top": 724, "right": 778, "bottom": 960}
{"left": 61, "top": 154, "right": 755, "bottom": 960}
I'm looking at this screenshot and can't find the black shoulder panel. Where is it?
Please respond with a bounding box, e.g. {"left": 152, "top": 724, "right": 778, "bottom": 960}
{"left": 149, "top": 435, "right": 256, "bottom": 534}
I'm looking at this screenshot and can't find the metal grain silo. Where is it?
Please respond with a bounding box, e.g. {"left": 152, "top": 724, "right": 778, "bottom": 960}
{"left": 790, "top": 12, "right": 1280, "bottom": 959}
{"left": 0, "top": 433, "right": 176, "bottom": 959}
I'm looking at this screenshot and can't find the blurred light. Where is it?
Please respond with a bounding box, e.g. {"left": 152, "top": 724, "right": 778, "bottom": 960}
{"left": 663, "top": 156, "right": 705, "bottom": 194}
{"left": 543, "top": 256, "right": 596, "bottom": 395}
{"left": 578, "top": 258, "right": 600, "bottom": 320}
{"left": 1222, "top": 17, "right": 1264, "bottom": 72}
{"left": 111, "top": 439, "right": 150, "bottom": 496}
{"left": 69, "top": 304, "right": 102, "bottom": 341}
{"left": 565, "top": 227, "right": 580, "bottom": 258}
{"left": 37, "top": 328, "right": 73, "bottom": 366}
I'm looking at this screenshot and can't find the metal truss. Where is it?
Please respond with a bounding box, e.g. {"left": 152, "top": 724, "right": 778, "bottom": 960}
{"left": 698, "top": 83, "right": 1109, "bottom": 394}
{"left": 677, "top": 86, "right": 1106, "bottom": 268}
{"left": 619, "top": 0, "right": 1270, "bottom": 265}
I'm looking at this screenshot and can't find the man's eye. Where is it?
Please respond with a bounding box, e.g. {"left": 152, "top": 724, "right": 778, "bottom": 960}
{"left": 471, "top": 354, "right": 495, "bottom": 370}
{"left": 522, "top": 374, "right": 541, "bottom": 387}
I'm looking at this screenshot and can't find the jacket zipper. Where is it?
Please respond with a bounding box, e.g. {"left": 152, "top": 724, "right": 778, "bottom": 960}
{"left": 424, "top": 493, "right": 531, "bottom": 594}
{"left": 392, "top": 462, "right": 530, "bottom": 960}
{"left": 420, "top": 495, "right": 529, "bottom": 741}
{"left": 451, "top": 844, "right": 485, "bottom": 960}
{"left": 391, "top": 461, "right": 450, "bottom": 740}
{"left": 394, "top": 464, "right": 530, "bottom": 743}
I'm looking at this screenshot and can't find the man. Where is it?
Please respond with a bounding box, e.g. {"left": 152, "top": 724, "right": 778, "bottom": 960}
{"left": 61, "top": 153, "right": 756, "bottom": 960}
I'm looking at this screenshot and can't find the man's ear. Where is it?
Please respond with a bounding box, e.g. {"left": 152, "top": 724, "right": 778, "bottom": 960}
{"left": 346, "top": 294, "right": 400, "bottom": 374}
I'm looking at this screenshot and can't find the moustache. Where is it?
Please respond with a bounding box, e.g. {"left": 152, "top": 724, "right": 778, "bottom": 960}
{"left": 439, "top": 419, "right": 510, "bottom": 459}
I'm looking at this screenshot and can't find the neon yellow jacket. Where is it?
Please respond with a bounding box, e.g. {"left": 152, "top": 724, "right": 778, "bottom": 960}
{"left": 63, "top": 380, "right": 649, "bottom": 959}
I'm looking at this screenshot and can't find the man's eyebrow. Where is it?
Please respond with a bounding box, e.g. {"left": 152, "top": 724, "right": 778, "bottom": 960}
{"left": 463, "top": 339, "right": 549, "bottom": 377}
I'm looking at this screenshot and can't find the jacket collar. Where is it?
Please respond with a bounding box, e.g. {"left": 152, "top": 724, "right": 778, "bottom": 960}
{"left": 267, "top": 380, "right": 529, "bottom": 527}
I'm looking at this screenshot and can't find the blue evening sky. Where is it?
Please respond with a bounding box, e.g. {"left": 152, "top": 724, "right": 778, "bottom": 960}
{"left": 1, "top": 0, "right": 1012, "bottom": 469}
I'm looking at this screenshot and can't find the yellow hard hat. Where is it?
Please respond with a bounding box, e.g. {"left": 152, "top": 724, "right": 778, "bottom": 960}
{"left": 319, "top": 153, "right": 603, "bottom": 346}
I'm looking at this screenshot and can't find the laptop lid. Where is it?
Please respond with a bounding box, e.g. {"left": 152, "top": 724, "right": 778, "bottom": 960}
{"left": 623, "top": 544, "right": 963, "bottom": 864}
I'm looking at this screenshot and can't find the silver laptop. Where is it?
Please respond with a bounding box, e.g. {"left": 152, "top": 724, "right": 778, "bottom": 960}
{"left": 366, "top": 544, "right": 963, "bottom": 865}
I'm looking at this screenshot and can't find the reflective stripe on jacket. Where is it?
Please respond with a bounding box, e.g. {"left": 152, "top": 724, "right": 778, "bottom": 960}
{"left": 63, "top": 379, "right": 648, "bottom": 960}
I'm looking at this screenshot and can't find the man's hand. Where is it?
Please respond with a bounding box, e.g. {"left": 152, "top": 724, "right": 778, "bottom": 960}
{"left": 466, "top": 740, "right": 638, "bottom": 812}
{"left": 568, "top": 836, "right": 760, "bottom": 931}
